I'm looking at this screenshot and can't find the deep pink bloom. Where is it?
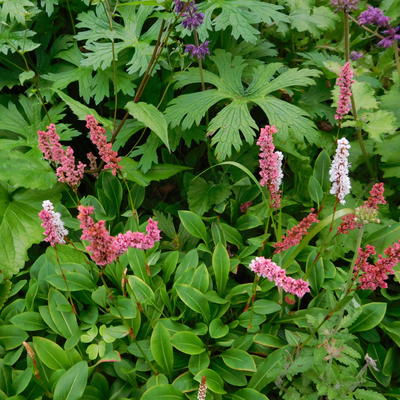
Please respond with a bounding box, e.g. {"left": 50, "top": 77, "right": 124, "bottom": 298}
{"left": 335, "top": 62, "right": 354, "bottom": 121}
{"left": 337, "top": 214, "right": 361, "bottom": 234}
{"left": 38, "top": 124, "right": 85, "bottom": 188}
{"left": 355, "top": 241, "right": 400, "bottom": 290}
{"left": 38, "top": 200, "right": 68, "bottom": 246}
{"left": 257, "top": 125, "right": 283, "bottom": 209}
{"left": 365, "top": 182, "right": 386, "bottom": 209}
{"left": 77, "top": 205, "right": 160, "bottom": 266}
{"left": 274, "top": 210, "right": 319, "bottom": 253}
{"left": 240, "top": 201, "right": 253, "bottom": 213}
{"left": 249, "top": 257, "right": 310, "bottom": 297}
{"left": 86, "top": 115, "right": 121, "bottom": 175}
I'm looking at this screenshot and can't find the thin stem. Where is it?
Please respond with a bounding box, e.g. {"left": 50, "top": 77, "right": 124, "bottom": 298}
{"left": 193, "top": 31, "right": 205, "bottom": 91}
{"left": 393, "top": 42, "right": 400, "bottom": 80}
{"left": 343, "top": 226, "right": 364, "bottom": 295}
{"left": 65, "top": 0, "right": 76, "bottom": 35}
{"left": 343, "top": 12, "right": 375, "bottom": 179}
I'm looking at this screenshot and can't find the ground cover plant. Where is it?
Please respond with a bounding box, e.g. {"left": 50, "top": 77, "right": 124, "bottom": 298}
{"left": 0, "top": 0, "right": 399, "bottom": 399}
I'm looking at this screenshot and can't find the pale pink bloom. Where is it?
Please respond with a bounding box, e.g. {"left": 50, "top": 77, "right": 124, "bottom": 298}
{"left": 249, "top": 257, "right": 310, "bottom": 297}
{"left": 197, "top": 376, "right": 207, "bottom": 400}
{"left": 86, "top": 115, "right": 121, "bottom": 175}
{"left": 38, "top": 124, "right": 85, "bottom": 188}
{"left": 87, "top": 152, "right": 98, "bottom": 176}
{"left": 329, "top": 137, "right": 351, "bottom": 205}
{"left": 335, "top": 62, "right": 354, "bottom": 120}
{"left": 274, "top": 210, "right": 319, "bottom": 253}
{"left": 257, "top": 125, "right": 283, "bottom": 208}
{"left": 77, "top": 206, "right": 161, "bottom": 266}
{"left": 38, "top": 200, "right": 68, "bottom": 246}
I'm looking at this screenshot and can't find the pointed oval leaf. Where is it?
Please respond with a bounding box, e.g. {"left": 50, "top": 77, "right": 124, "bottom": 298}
{"left": 178, "top": 210, "right": 208, "bottom": 243}
{"left": 33, "top": 337, "right": 70, "bottom": 370}
{"left": 212, "top": 243, "right": 230, "bottom": 295}
{"left": 150, "top": 322, "right": 174, "bottom": 376}
{"left": 171, "top": 331, "right": 205, "bottom": 355}
{"left": 53, "top": 361, "right": 88, "bottom": 400}
{"left": 222, "top": 348, "right": 256, "bottom": 372}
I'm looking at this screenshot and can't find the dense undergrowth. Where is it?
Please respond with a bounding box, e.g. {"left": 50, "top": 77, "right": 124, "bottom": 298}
{"left": 0, "top": 0, "right": 399, "bottom": 399}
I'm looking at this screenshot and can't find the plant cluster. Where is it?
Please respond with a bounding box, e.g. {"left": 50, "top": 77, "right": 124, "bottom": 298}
{"left": 0, "top": 0, "right": 399, "bottom": 399}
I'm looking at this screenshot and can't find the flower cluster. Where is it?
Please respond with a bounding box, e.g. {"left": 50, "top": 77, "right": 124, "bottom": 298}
{"left": 86, "top": 115, "right": 121, "bottom": 175}
{"left": 257, "top": 125, "right": 283, "bottom": 209}
{"left": 359, "top": 6, "right": 390, "bottom": 27}
{"left": 274, "top": 210, "right": 319, "bottom": 254}
{"left": 38, "top": 200, "right": 68, "bottom": 246}
{"left": 38, "top": 124, "right": 85, "bottom": 188}
{"left": 329, "top": 138, "right": 351, "bottom": 205}
{"left": 77, "top": 205, "right": 160, "bottom": 266}
{"left": 338, "top": 183, "right": 386, "bottom": 234}
{"left": 350, "top": 51, "right": 363, "bottom": 60}
{"left": 330, "top": 0, "right": 359, "bottom": 13}
{"left": 335, "top": 63, "right": 354, "bottom": 121}
{"left": 358, "top": 6, "right": 399, "bottom": 48}
{"left": 174, "top": 0, "right": 209, "bottom": 60}
{"left": 249, "top": 257, "right": 310, "bottom": 298}
{"left": 197, "top": 376, "right": 207, "bottom": 400}
{"left": 185, "top": 41, "right": 209, "bottom": 59}
{"left": 355, "top": 240, "right": 400, "bottom": 290}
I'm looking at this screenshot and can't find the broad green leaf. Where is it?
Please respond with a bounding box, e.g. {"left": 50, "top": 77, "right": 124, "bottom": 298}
{"left": 248, "top": 348, "right": 286, "bottom": 390}
{"left": 306, "top": 251, "right": 324, "bottom": 293}
{"left": 209, "top": 318, "right": 229, "bottom": 339}
{"left": 231, "top": 388, "right": 270, "bottom": 400}
{"left": 354, "top": 389, "right": 387, "bottom": 400}
{"left": 253, "top": 300, "right": 281, "bottom": 315}
{"left": 120, "top": 157, "right": 150, "bottom": 186}
{"left": 146, "top": 164, "right": 191, "bottom": 181}
{"left": 10, "top": 312, "right": 46, "bottom": 331}
{"left": 141, "top": 384, "right": 184, "bottom": 400}
{"left": 0, "top": 326, "right": 28, "bottom": 350}
{"left": 194, "top": 369, "right": 226, "bottom": 394}
{"left": 171, "top": 331, "right": 205, "bottom": 355}
{"left": 212, "top": 243, "right": 230, "bottom": 295}
{"left": 126, "top": 101, "right": 169, "bottom": 150}
{"left": 253, "top": 333, "right": 285, "bottom": 348}
{"left": 313, "top": 150, "right": 330, "bottom": 190}
{"left": 178, "top": 210, "right": 207, "bottom": 243}
{"left": 32, "top": 337, "right": 70, "bottom": 370}
{"left": 46, "top": 272, "right": 95, "bottom": 292}
{"left": 308, "top": 175, "right": 323, "bottom": 204}
{"left": 128, "top": 275, "right": 155, "bottom": 303}
{"left": 53, "top": 361, "right": 88, "bottom": 400}
{"left": 0, "top": 185, "right": 60, "bottom": 277}
{"left": 349, "top": 302, "right": 387, "bottom": 333}
{"left": 362, "top": 110, "right": 397, "bottom": 141}
{"left": 175, "top": 284, "right": 210, "bottom": 322}
{"left": 222, "top": 349, "right": 256, "bottom": 372}
{"left": 150, "top": 322, "right": 174, "bottom": 376}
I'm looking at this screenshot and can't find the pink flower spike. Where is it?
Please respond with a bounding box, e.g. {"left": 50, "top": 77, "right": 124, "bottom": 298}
{"left": 274, "top": 210, "right": 319, "bottom": 254}
{"left": 38, "top": 124, "right": 85, "bottom": 188}
{"left": 77, "top": 206, "right": 161, "bottom": 266}
{"left": 337, "top": 213, "right": 361, "bottom": 234}
{"left": 86, "top": 115, "right": 121, "bottom": 175}
{"left": 365, "top": 182, "right": 386, "bottom": 209}
{"left": 257, "top": 125, "right": 283, "bottom": 209}
{"left": 39, "top": 200, "right": 68, "bottom": 246}
{"left": 249, "top": 257, "right": 310, "bottom": 298}
{"left": 335, "top": 62, "right": 354, "bottom": 121}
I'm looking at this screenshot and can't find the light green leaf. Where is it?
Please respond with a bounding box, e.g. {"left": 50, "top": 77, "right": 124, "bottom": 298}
{"left": 53, "top": 361, "right": 88, "bottom": 400}
{"left": 178, "top": 210, "right": 208, "bottom": 243}
{"left": 362, "top": 110, "right": 397, "bottom": 141}
{"left": 212, "top": 243, "right": 230, "bottom": 295}
{"left": 171, "top": 331, "right": 205, "bottom": 355}
{"left": 222, "top": 348, "right": 256, "bottom": 372}
{"left": 32, "top": 337, "right": 70, "bottom": 370}
{"left": 141, "top": 384, "right": 184, "bottom": 400}
{"left": 0, "top": 325, "right": 28, "bottom": 350}
{"left": 175, "top": 284, "right": 210, "bottom": 322}
{"left": 150, "top": 322, "right": 174, "bottom": 376}
{"left": 349, "top": 302, "right": 387, "bottom": 333}
{"left": 126, "top": 101, "right": 169, "bottom": 150}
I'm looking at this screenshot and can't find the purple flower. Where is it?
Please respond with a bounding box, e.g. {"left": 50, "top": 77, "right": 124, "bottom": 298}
{"left": 350, "top": 51, "right": 363, "bottom": 60}
{"left": 174, "top": 0, "right": 204, "bottom": 30}
{"left": 377, "top": 26, "right": 400, "bottom": 48}
{"left": 330, "top": 0, "right": 359, "bottom": 12}
{"left": 184, "top": 40, "right": 209, "bottom": 59}
{"left": 358, "top": 6, "right": 390, "bottom": 27}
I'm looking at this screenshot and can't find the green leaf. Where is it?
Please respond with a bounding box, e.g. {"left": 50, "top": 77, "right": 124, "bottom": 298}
{"left": 146, "top": 164, "right": 191, "bottom": 181}
{"left": 126, "top": 101, "right": 169, "bottom": 150}
{"left": 352, "top": 81, "right": 378, "bottom": 111}
{"left": 354, "top": 389, "right": 387, "bottom": 400}
{"left": 212, "top": 243, "right": 230, "bottom": 295}
{"left": 222, "top": 348, "right": 256, "bottom": 372}
{"left": 141, "top": 384, "right": 184, "bottom": 400}
{"left": 0, "top": 185, "right": 60, "bottom": 277}
{"left": 120, "top": 157, "right": 150, "bottom": 186}
{"left": 171, "top": 331, "right": 205, "bottom": 355}
{"left": 209, "top": 318, "right": 229, "bottom": 339}
{"left": 349, "top": 302, "right": 387, "bottom": 333}
{"left": 248, "top": 348, "right": 286, "bottom": 390}
{"left": 175, "top": 284, "right": 210, "bottom": 322}
{"left": 32, "top": 337, "right": 70, "bottom": 370}
{"left": 178, "top": 210, "right": 207, "bottom": 243}
{"left": 46, "top": 272, "right": 95, "bottom": 292}
{"left": 231, "top": 388, "right": 270, "bottom": 400}
{"left": 194, "top": 369, "right": 226, "bottom": 394}
{"left": 53, "top": 361, "right": 88, "bottom": 400}
{"left": 362, "top": 110, "right": 397, "bottom": 141}
{"left": 313, "top": 150, "right": 331, "bottom": 191}
{"left": 308, "top": 175, "right": 323, "bottom": 204}
{"left": 150, "top": 322, "right": 174, "bottom": 376}
{"left": 10, "top": 312, "right": 46, "bottom": 331}
{"left": 306, "top": 251, "right": 325, "bottom": 293}
{"left": 0, "top": 325, "right": 28, "bottom": 350}
{"left": 253, "top": 300, "right": 281, "bottom": 315}
{"left": 127, "top": 275, "right": 155, "bottom": 304}
{"left": 253, "top": 333, "right": 285, "bottom": 348}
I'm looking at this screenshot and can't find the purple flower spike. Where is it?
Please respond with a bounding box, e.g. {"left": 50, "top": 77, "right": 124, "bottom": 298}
{"left": 358, "top": 6, "right": 390, "bottom": 27}
{"left": 377, "top": 26, "right": 400, "bottom": 48}
{"left": 330, "top": 0, "right": 359, "bottom": 13}
{"left": 184, "top": 40, "right": 209, "bottom": 59}
{"left": 350, "top": 51, "right": 363, "bottom": 60}
{"left": 174, "top": 0, "right": 205, "bottom": 31}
